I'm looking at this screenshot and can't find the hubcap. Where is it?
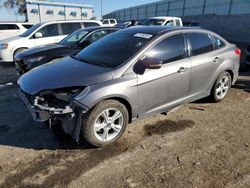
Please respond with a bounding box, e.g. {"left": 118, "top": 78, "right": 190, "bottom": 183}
{"left": 94, "top": 108, "right": 124, "bottom": 142}
{"left": 216, "top": 75, "right": 230, "bottom": 99}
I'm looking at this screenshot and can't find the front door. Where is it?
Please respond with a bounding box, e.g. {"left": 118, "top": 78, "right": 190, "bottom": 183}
{"left": 31, "top": 24, "right": 65, "bottom": 47}
{"left": 137, "top": 33, "right": 191, "bottom": 116}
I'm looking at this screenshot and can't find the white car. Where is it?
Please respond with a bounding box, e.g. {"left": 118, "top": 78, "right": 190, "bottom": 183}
{"left": 0, "top": 22, "right": 34, "bottom": 41}
{"left": 144, "top": 17, "right": 183, "bottom": 27}
{"left": 0, "top": 20, "right": 102, "bottom": 62}
{"left": 102, "top": 19, "right": 117, "bottom": 26}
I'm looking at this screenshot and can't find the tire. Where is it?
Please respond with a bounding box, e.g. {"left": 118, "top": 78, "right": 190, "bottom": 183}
{"left": 211, "top": 72, "right": 232, "bottom": 102}
{"left": 81, "top": 100, "right": 129, "bottom": 147}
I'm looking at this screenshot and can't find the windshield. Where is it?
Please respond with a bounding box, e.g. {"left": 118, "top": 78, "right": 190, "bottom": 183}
{"left": 59, "top": 30, "right": 89, "bottom": 45}
{"left": 75, "top": 31, "right": 154, "bottom": 68}
{"left": 20, "top": 23, "right": 43, "bottom": 37}
{"left": 144, "top": 19, "right": 165, "bottom": 26}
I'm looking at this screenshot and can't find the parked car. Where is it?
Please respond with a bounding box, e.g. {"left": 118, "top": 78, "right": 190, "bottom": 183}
{"left": 0, "top": 22, "right": 34, "bottom": 41}
{"left": 102, "top": 19, "right": 117, "bottom": 26}
{"left": 143, "top": 17, "right": 183, "bottom": 26}
{"left": 18, "top": 26, "right": 240, "bottom": 147}
{"left": 15, "top": 26, "right": 119, "bottom": 75}
{"left": 0, "top": 20, "right": 103, "bottom": 63}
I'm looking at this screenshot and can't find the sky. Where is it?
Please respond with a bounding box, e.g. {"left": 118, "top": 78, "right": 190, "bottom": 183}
{"left": 0, "top": 0, "right": 159, "bottom": 21}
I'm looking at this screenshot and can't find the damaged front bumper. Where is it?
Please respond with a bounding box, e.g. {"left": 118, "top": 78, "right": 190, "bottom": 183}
{"left": 19, "top": 88, "right": 89, "bottom": 141}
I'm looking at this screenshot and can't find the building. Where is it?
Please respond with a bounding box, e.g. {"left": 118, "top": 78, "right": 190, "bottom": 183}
{"left": 26, "top": 0, "right": 94, "bottom": 23}
{"left": 104, "top": 0, "right": 250, "bottom": 42}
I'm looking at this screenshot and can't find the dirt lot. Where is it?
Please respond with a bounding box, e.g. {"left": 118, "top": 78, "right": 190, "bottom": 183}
{"left": 0, "top": 64, "right": 249, "bottom": 188}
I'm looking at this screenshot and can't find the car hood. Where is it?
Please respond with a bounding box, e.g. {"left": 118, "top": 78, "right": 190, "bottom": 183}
{"left": 16, "top": 44, "right": 68, "bottom": 59}
{"left": 18, "top": 57, "right": 114, "bottom": 95}
{"left": 0, "top": 35, "right": 23, "bottom": 43}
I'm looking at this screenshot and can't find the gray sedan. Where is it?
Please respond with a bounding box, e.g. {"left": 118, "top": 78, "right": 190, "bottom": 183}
{"left": 18, "top": 26, "right": 240, "bottom": 147}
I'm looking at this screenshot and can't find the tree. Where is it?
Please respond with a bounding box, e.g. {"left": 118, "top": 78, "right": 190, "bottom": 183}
{"left": 0, "top": 0, "right": 26, "bottom": 15}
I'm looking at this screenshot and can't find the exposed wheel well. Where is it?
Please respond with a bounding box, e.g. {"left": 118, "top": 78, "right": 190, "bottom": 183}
{"left": 13, "top": 48, "right": 28, "bottom": 59}
{"left": 104, "top": 97, "right": 133, "bottom": 123}
{"left": 225, "top": 69, "right": 234, "bottom": 83}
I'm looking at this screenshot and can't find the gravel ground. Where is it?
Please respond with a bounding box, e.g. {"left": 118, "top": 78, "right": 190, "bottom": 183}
{"left": 0, "top": 64, "right": 249, "bottom": 188}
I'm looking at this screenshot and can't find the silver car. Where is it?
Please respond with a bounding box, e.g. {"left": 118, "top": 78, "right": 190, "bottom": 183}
{"left": 18, "top": 26, "right": 240, "bottom": 147}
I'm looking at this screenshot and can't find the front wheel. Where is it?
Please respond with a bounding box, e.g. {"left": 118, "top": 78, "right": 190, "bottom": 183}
{"left": 81, "top": 100, "right": 128, "bottom": 147}
{"left": 211, "top": 72, "right": 232, "bottom": 102}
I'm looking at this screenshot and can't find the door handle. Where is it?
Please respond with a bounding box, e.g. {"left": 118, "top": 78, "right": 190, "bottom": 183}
{"left": 213, "top": 57, "right": 221, "bottom": 63}
{"left": 177, "top": 67, "right": 188, "bottom": 73}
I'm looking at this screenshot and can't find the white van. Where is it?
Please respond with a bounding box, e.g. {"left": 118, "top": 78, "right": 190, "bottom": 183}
{"left": 0, "top": 22, "right": 34, "bottom": 40}
{"left": 0, "top": 20, "right": 102, "bottom": 62}
{"left": 102, "top": 19, "right": 117, "bottom": 27}
{"left": 144, "top": 17, "right": 183, "bottom": 27}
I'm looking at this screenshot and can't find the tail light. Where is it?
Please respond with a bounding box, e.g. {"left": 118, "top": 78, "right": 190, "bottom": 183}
{"left": 234, "top": 48, "right": 241, "bottom": 57}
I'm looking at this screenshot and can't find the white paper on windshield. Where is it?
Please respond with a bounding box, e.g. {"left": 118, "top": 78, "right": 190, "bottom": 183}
{"left": 134, "top": 33, "right": 153, "bottom": 39}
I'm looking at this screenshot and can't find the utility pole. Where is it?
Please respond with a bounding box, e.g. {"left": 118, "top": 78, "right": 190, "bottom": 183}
{"left": 101, "top": 0, "right": 103, "bottom": 19}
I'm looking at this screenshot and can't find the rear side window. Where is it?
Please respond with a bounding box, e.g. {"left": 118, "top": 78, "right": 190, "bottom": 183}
{"left": 213, "top": 35, "right": 226, "bottom": 49}
{"left": 187, "top": 33, "right": 214, "bottom": 56}
{"left": 175, "top": 20, "right": 181, "bottom": 26}
{"left": 110, "top": 20, "right": 116, "bottom": 24}
{"left": 36, "top": 24, "right": 59, "bottom": 37}
{"left": 22, "top": 24, "right": 33, "bottom": 29}
{"left": 0, "top": 24, "right": 19, "bottom": 30}
{"left": 146, "top": 34, "right": 186, "bottom": 64}
{"left": 84, "top": 22, "right": 100, "bottom": 28}
{"left": 61, "top": 23, "right": 81, "bottom": 35}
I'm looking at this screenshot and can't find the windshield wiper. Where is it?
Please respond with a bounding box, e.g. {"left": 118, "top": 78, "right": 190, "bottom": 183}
{"left": 70, "top": 55, "right": 107, "bottom": 68}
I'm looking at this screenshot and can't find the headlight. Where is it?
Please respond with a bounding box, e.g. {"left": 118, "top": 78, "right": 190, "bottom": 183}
{"left": 25, "top": 56, "right": 45, "bottom": 63}
{"left": 0, "top": 43, "right": 8, "bottom": 49}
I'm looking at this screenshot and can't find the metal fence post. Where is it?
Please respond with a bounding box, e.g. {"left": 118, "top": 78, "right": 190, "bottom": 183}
{"left": 228, "top": 0, "right": 233, "bottom": 15}
{"left": 167, "top": 2, "right": 170, "bottom": 16}
{"left": 202, "top": 0, "right": 206, "bottom": 15}
{"left": 182, "top": 0, "right": 186, "bottom": 16}
{"left": 155, "top": 3, "right": 158, "bottom": 17}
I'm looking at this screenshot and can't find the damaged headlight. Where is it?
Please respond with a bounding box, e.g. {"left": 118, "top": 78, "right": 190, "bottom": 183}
{"left": 33, "top": 86, "right": 87, "bottom": 114}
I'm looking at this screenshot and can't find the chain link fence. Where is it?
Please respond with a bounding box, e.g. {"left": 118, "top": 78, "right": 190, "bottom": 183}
{"left": 104, "top": 0, "right": 250, "bottom": 21}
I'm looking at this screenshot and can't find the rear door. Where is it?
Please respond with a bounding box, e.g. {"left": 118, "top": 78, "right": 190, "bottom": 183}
{"left": 187, "top": 32, "right": 222, "bottom": 96}
{"left": 137, "top": 33, "right": 191, "bottom": 116}
{"left": 60, "top": 22, "right": 81, "bottom": 36}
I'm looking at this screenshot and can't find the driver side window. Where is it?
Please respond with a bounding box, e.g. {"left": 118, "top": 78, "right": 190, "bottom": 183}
{"left": 145, "top": 33, "right": 186, "bottom": 64}
{"left": 86, "top": 30, "right": 109, "bottom": 43}
{"left": 36, "top": 24, "right": 59, "bottom": 38}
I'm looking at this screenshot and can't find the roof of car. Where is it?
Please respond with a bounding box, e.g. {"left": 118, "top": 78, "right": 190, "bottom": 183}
{"left": 81, "top": 26, "right": 119, "bottom": 32}
{"left": 150, "top": 16, "right": 181, "bottom": 20}
{"left": 123, "top": 26, "right": 203, "bottom": 36}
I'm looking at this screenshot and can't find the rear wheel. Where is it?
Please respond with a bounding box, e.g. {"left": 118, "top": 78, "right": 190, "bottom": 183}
{"left": 211, "top": 72, "right": 232, "bottom": 102}
{"left": 81, "top": 100, "right": 128, "bottom": 147}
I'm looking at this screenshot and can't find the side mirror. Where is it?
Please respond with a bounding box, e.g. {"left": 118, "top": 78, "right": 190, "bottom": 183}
{"left": 140, "top": 57, "right": 162, "bottom": 69}
{"left": 34, "top": 32, "right": 43, "bottom": 38}
{"left": 78, "top": 40, "right": 91, "bottom": 48}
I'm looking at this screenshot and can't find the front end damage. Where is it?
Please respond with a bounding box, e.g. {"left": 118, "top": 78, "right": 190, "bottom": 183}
{"left": 19, "top": 87, "right": 89, "bottom": 141}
